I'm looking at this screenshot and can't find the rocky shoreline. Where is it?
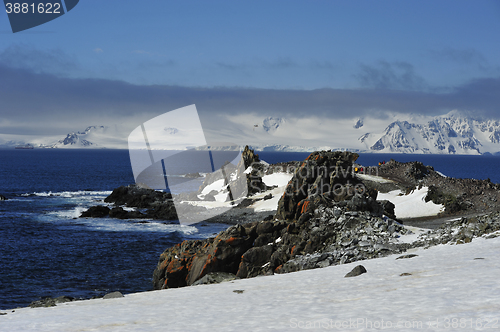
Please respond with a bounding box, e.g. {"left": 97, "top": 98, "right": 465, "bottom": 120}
{"left": 22, "top": 148, "right": 500, "bottom": 309}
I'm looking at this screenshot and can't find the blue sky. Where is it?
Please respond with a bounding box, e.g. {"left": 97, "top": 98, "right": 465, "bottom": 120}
{"left": 1, "top": 0, "right": 500, "bottom": 135}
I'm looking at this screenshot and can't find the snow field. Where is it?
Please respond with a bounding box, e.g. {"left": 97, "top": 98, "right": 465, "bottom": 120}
{"left": 2, "top": 236, "right": 500, "bottom": 331}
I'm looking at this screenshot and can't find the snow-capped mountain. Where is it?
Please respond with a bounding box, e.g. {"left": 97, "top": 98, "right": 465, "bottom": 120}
{"left": 0, "top": 126, "right": 128, "bottom": 149}
{"left": 262, "top": 117, "right": 285, "bottom": 133}
{"left": 51, "top": 126, "right": 104, "bottom": 148}
{"left": 353, "top": 118, "right": 364, "bottom": 129}
{"left": 359, "top": 111, "right": 500, "bottom": 154}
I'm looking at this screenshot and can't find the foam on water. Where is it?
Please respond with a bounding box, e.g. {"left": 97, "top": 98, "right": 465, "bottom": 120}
{"left": 22, "top": 190, "right": 112, "bottom": 197}
{"left": 81, "top": 218, "right": 198, "bottom": 234}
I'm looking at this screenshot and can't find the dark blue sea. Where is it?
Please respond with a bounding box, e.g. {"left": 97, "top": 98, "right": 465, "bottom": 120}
{"left": 0, "top": 149, "right": 499, "bottom": 310}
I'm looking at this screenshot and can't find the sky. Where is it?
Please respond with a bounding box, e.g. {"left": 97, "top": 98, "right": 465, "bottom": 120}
{"left": 1, "top": 0, "right": 500, "bottom": 136}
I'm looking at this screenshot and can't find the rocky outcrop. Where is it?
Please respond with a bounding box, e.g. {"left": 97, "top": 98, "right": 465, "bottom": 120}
{"left": 152, "top": 199, "right": 410, "bottom": 289}
{"left": 152, "top": 151, "right": 408, "bottom": 288}
{"left": 152, "top": 151, "right": 500, "bottom": 289}
{"left": 153, "top": 224, "right": 257, "bottom": 289}
{"left": 275, "top": 150, "right": 383, "bottom": 220}
{"left": 104, "top": 184, "right": 172, "bottom": 208}
{"left": 80, "top": 184, "right": 178, "bottom": 220}
{"left": 0, "top": 194, "right": 7, "bottom": 201}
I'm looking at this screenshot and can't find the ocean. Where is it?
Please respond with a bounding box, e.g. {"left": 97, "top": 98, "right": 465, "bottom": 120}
{"left": 0, "top": 149, "right": 499, "bottom": 310}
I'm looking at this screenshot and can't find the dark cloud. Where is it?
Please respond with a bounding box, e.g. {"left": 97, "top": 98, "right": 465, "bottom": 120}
{"left": 215, "top": 61, "right": 251, "bottom": 71}
{"left": 430, "top": 47, "right": 488, "bottom": 69}
{"left": 1, "top": 63, "right": 499, "bottom": 135}
{"left": 216, "top": 57, "right": 299, "bottom": 72}
{"left": 264, "top": 57, "right": 298, "bottom": 69}
{"left": 355, "top": 61, "right": 427, "bottom": 91}
{"left": 0, "top": 44, "right": 79, "bottom": 75}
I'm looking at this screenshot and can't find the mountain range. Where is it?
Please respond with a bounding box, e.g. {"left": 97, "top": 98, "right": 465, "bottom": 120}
{"left": 2, "top": 112, "right": 500, "bottom": 154}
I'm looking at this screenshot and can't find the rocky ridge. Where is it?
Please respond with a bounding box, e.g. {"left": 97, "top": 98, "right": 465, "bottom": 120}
{"left": 152, "top": 149, "right": 500, "bottom": 290}
{"left": 375, "top": 159, "right": 500, "bottom": 216}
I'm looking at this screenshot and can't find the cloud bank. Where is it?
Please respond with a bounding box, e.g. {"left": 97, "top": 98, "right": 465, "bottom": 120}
{"left": 0, "top": 62, "right": 499, "bottom": 135}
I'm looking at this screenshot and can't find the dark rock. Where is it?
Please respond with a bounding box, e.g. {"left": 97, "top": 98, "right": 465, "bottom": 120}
{"left": 103, "top": 291, "right": 124, "bottom": 299}
{"left": 379, "top": 200, "right": 396, "bottom": 219}
{"left": 29, "top": 296, "right": 75, "bottom": 308}
{"left": 263, "top": 193, "right": 273, "bottom": 200}
{"left": 145, "top": 201, "right": 178, "bottom": 220}
{"left": 236, "top": 198, "right": 255, "bottom": 208}
{"left": 400, "top": 273, "right": 412, "bottom": 276}
{"left": 263, "top": 214, "right": 274, "bottom": 221}
{"left": 185, "top": 172, "right": 202, "bottom": 178}
{"left": 256, "top": 221, "right": 274, "bottom": 235}
{"left": 104, "top": 184, "right": 172, "bottom": 208}
{"left": 80, "top": 205, "right": 110, "bottom": 218}
{"left": 233, "top": 290, "right": 244, "bottom": 294}
{"left": 396, "top": 254, "right": 418, "bottom": 260}
{"left": 236, "top": 245, "right": 274, "bottom": 278}
{"left": 275, "top": 151, "right": 371, "bottom": 220}
{"left": 344, "top": 265, "right": 367, "bottom": 278}
{"left": 254, "top": 233, "right": 275, "bottom": 247}
{"left": 0, "top": 194, "right": 7, "bottom": 201}
{"left": 191, "top": 272, "right": 239, "bottom": 286}
{"left": 109, "top": 207, "right": 146, "bottom": 219}
{"left": 153, "top": 224, "right": 256, "bottom": 289}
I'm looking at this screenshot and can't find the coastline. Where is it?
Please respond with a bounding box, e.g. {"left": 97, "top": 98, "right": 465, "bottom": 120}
{"left": 5, "top": 150, "right": 500, "bottom": 313}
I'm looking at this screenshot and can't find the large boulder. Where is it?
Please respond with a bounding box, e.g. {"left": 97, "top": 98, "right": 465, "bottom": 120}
{"left": 0, "top": 194, "right": 7, "bottom": 201}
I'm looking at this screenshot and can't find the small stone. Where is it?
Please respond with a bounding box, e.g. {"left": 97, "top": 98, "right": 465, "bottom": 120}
{"left": 233, "top": 290, "right": 244, "bottom": 294}
{"left": 103, "top": 291, "right": 124, "bottom": 299}
{"left": 396, "top": 254, "right": 418, "bottom": 260}
{"left": 344, "top": 265, "right": 367, "bottom": 278}
{"left": 400, "top": 273, "right": 412, "bottom": 276}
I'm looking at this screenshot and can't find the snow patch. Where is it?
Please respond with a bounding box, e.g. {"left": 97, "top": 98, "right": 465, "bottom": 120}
{"left": 377, "top": 187, "right": 444, "bottom": 219}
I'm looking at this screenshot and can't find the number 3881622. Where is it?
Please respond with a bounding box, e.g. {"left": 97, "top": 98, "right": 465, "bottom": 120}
{"left": 5, "top": 3, "right": 61, "bottom": 14}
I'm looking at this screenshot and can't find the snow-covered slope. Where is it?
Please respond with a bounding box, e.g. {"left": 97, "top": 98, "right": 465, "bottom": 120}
{"left": 2, "top": 235, "right": 500, "bottom": 331}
